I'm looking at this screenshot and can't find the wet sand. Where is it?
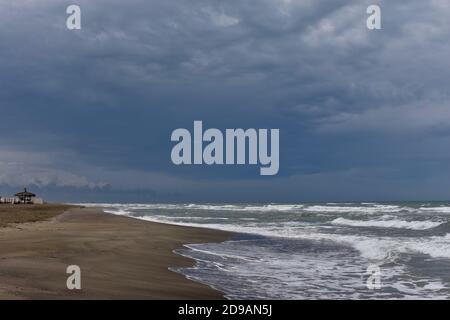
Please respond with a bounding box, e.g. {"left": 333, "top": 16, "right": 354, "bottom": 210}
{"left": 0, "top": 207, "right": 233, "bottom": 299}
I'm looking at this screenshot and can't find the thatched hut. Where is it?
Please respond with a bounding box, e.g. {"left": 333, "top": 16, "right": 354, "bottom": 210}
{"left": 14, "top": 188, "right": 36, "bottom": 204}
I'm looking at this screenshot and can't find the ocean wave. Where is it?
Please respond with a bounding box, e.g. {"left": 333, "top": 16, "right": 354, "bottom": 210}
{"left": 183, "top": 244, "right": 260, "bottom": 262}
{"left": 420, "top": 207, "right": 450, "bottom": 213}
{"left": 83, "top": 202, "right": 450, "bottom": 215}
{"left": 331, "top": 217, "right": 443, "bottom": 230}
{"left": 177, "top": 238, "right": 450, "bottom": 299}
{"left": 122, "top": 214, "right": 450, "bottom": 261}
{"left": 303, "top": 205, "right": 406, "bottom": 214}
{"left": 152, "top": 215, "right": 229, "bottom": 220}
{"left": 82, "top": 203, "right": 307, "bottom": 212}
{"left": 79, "top": 203, "right": 182, "bottom": 210}
{"left": 80, "top": 202, "right": 450, "bottom": 215}
{"left": 84, "top": 202, "right": 391, "bottom": 214}
{"left": 295, "top": 233, "right": 450, "bottom": 261}
{"left": 95, "top": 202, "right": 450, "bottom": 262}
{"left": 183, "top": 204, "right": 305, "bottom": 212}
{"left": 103, "top": 209, "right": 132, "bottom": 216}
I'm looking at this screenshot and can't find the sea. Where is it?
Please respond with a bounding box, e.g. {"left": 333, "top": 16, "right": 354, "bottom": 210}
{"left": 80, "top": 202, "right": 450, "bottom": 299}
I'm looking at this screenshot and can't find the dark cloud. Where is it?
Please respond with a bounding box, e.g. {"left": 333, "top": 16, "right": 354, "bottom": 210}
{"left": 1, "top": 0, "right": 450, "bottom": 201}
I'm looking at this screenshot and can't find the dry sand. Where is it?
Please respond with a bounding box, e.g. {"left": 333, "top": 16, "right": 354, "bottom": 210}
{"left": 0, "top": 207, "right": 233, "bottom": 299}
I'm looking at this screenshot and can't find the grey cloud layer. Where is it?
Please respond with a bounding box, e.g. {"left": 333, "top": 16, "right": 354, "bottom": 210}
{"left": 1, "top": 0, "right": 450, "bottom": 200}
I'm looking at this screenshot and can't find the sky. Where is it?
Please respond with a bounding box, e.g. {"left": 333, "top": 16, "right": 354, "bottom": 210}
{"left": 1, "top": 0, "right": 450, "bottom": 202}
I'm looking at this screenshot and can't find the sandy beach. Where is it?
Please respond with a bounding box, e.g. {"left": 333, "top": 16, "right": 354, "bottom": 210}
{"left": 0, "top": 206, "right": 233, "bottom": 299}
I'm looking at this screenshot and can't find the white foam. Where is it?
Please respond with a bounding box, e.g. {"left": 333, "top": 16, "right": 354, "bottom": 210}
{"left": 303, "top": 205, "right": 404, "bottom": 214}
{"left": 153, "top": 215, "right": 229, "bottom": 220}
{"left": 79, "top": 203, "right": 306, "bottom": 213}
{"left": 103, "top": 209, "right": 131, "bottom": 216}
{"left": 178, "top": 240, "right": 450, "bottom": 299}
{"left": 183, "top": 204, "right": 305, "bottom": 212}
{"left": 301, "top": 233, "right": 450, "bottom": 261}
{"left": 183, "top": 244, "right": 260, "bottom": 262}
{"left": 331, "top": 217, "right": 443, "bottom": 230}
{"left": 420, "top": 207, "right": 450, "bottom": 213}
{"left": 79, "top": 202, "right": 432, "bottom": 215}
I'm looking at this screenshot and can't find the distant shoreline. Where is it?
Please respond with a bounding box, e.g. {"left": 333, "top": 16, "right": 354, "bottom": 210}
{"left": 0, "top": 206, "right": 233, "bottom": 299}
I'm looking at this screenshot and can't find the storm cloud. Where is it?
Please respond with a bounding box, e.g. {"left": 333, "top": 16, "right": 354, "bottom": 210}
{"left": 1, "top": 0, "right": 450, "bottom": 201}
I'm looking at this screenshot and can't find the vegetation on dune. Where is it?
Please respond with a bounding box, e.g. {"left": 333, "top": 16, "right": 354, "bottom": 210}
{"left": 0, "top": 204, "right": 78, "bottom": 227}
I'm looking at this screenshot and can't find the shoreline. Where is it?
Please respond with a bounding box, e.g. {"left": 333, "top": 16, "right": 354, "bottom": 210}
{"left": 0, "top": 207, "right": 234, "bottom": 299}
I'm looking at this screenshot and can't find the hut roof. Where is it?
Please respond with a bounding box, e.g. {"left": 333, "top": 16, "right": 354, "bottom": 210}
{"left": 15, "top": 188, "right": 36, "bottom": 197}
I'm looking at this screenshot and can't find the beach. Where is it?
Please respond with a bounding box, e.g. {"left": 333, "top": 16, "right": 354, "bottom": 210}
{"left": 0, "top": 206, "right": 233, "bottom": 299}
